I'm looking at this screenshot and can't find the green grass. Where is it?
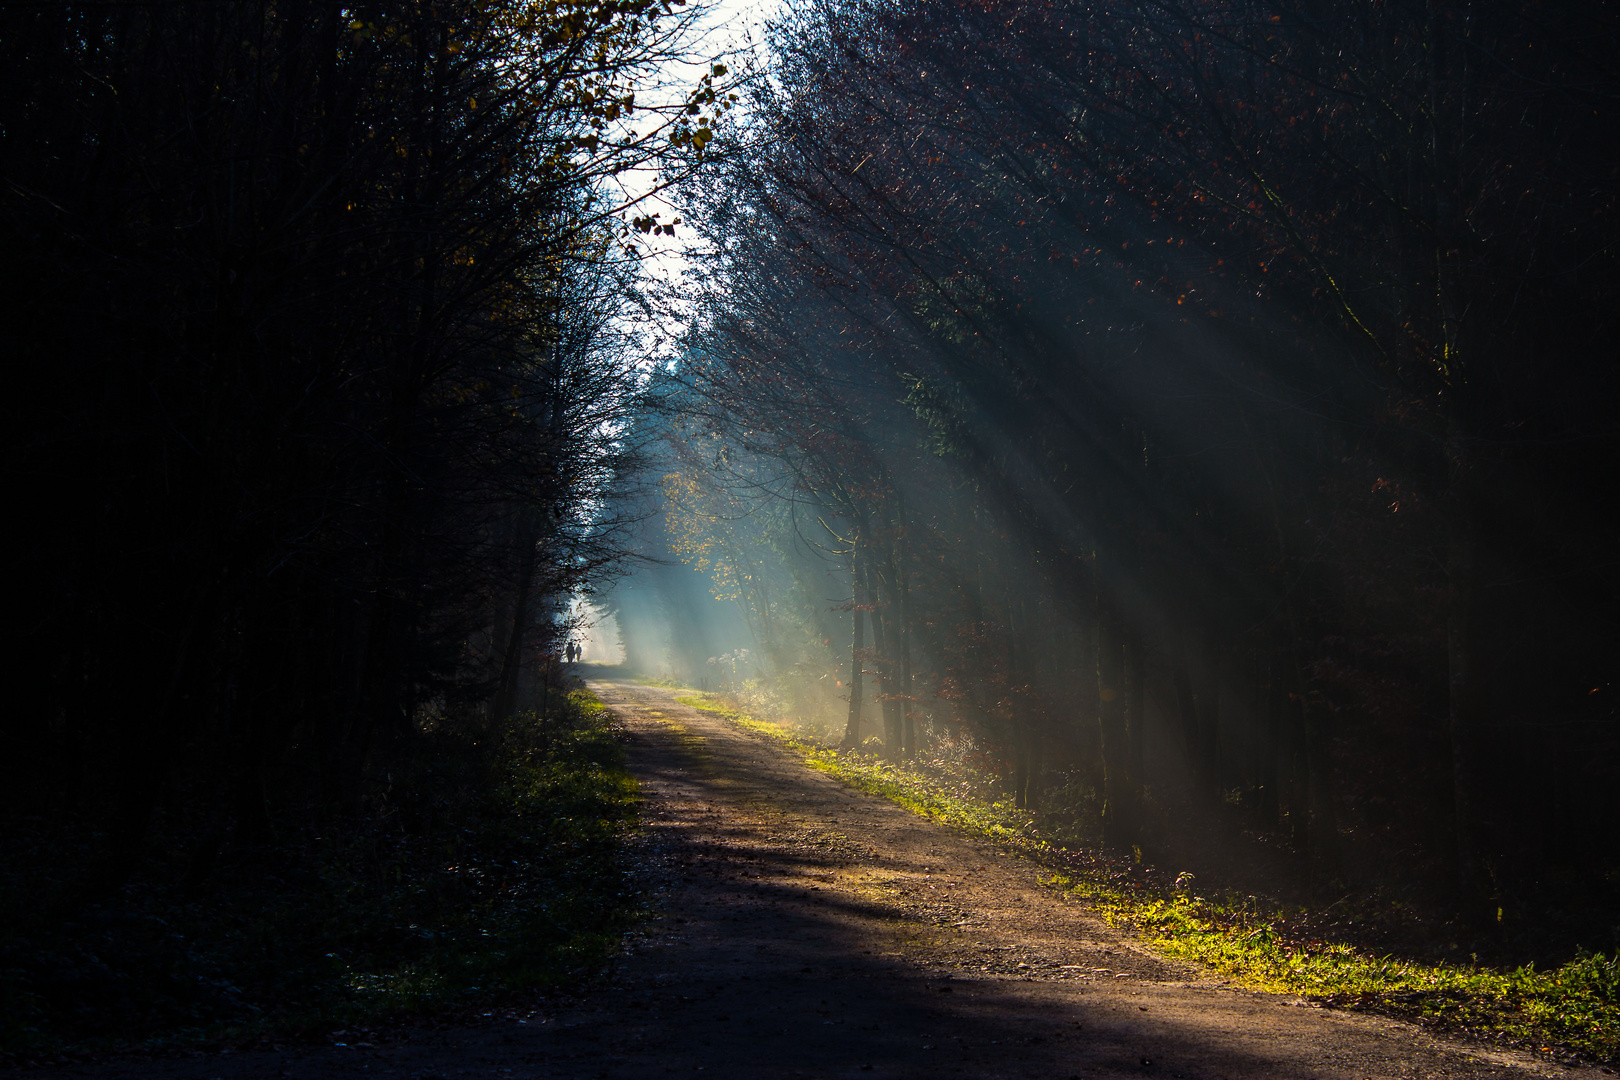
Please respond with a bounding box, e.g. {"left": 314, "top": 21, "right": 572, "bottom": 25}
{"left": 0, "top": 689, "right": 641, "bottom": 1061}
{"left": 674, "top": 692, "right": 1620, "bottom": 1065}
{"left": 630, "top": 673, "right": 695, "bottom": 690}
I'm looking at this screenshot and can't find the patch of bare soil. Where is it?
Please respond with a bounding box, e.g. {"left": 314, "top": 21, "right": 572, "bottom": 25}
{"left": 12, "top": 679, "right": 1605, "bottom": 1079}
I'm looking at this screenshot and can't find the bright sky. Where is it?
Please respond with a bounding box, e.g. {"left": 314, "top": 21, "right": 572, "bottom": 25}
{"left": 697, "top": 0, "right": 778, "bottom": 55}
{"left": 618, "top": 0, "right": 779, "bottom": 313}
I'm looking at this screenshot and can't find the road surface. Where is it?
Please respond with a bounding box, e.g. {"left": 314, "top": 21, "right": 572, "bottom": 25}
{"left": 18, "top": 676, "right": 1600, "bottom": 1080}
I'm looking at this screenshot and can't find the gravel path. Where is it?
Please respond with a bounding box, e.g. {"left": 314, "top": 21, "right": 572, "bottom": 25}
{"left": 572, "top": 678, "right": 1595, "bottom": 1080}
{"left": 15, "top": 677, "right": 1601, "bottom": 1080}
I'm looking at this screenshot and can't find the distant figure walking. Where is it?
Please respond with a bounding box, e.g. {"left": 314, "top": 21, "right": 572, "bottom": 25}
{"left": 566, "top": 641, "right": 579, "bottom": 664}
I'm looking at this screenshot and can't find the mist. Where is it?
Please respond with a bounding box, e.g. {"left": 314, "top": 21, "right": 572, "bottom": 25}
{"left": 5, "top": 0, "right": 1619, "bottom": 1062}
{"left": 601, "top": 0, "right": 1620, "bottom": 938}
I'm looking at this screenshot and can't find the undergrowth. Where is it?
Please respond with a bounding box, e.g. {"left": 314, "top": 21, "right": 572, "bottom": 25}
{"left": 632, "top": 675, "right": 692, "bottom": 690}
{"left": 673, "top": 691, "right": 1620, "bottom": 1065}
{"left": 0, "top": 690, "right": 639, "bottom": 1062}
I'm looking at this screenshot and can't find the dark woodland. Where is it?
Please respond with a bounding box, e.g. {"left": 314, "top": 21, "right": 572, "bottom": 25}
{"left": 4, "top": 0, "right": 1620, "bottom": 1063}
{"left": 0, "top": 0, "right": 710, "bottom": 1049}
{"left": 632, "top": 0, "right": 1620, "bottom": 938}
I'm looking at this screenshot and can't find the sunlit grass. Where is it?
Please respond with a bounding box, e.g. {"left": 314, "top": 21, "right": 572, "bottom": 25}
{"left": 672, "top": 691, "right": 1620, "bottom": 1064}
{"left": 630, "top": 674, "right": 693, "bottom": 689}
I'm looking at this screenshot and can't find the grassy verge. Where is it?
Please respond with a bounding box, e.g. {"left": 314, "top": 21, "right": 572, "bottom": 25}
{"left": 1, "top": 689, "right": 640, "bottom": 1062}
{"left": 673, "top": 691, "right": 1619, "bottom": 1065}
{"left": 633, "top": 676, "right": 694, "bottom": 690}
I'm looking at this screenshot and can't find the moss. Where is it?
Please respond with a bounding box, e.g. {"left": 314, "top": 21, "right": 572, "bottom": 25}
{"left": 674, "top": 691, "right": 1620, "bottom": 1065}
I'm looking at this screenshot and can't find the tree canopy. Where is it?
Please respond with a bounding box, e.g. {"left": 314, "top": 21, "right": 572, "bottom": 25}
{"left": 643, "top": 0, "right": 1620, "bottom": 924}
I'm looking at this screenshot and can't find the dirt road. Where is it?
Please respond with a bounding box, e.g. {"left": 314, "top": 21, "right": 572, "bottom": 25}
{"left": 570, "top": 678, "right": 1594, "bottom": 1080}
{"left": 21, "top": 677, "right": 1601, "bottom": 1079}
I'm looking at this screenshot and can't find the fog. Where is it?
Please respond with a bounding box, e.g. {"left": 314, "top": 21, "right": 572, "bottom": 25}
{"left": 569, "top": 598, "right": 628, "bottom": 665}
{"left": 597, "top": 0, "right": 1620, "bottom": 932}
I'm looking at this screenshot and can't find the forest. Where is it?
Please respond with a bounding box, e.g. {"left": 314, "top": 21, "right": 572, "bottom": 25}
{"left": 619, "top": 0, "right": 1620, "bottom": 942}
{"left": 0, "top": 0, "right": 710, "bottom": 1053}
{"left": 3, "top": 0, "right": 1619, "bottom": 1065}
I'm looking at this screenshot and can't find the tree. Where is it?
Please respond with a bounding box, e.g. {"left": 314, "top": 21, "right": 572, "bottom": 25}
{"left": 654, "top": 0, "right": 1620, "bottom": 917}
{"left": 1, "top": 0, "right": 710, "bottom": 869}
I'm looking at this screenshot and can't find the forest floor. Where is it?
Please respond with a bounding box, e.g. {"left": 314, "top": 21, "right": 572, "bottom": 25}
{"left": 9, "top": 675, "right": 1608, "bottom": 1080}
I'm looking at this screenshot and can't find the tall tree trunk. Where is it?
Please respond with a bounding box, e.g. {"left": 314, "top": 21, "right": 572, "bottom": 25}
{"left": 872, "top": 569, "right": 900, "bottom": 760}
{"left": 885, "top": 629, "right": 904, "bottom": 760}
{"left": 1074, "top": 565, "right": 1102, "bottom": 795}
{"left": 1201, "top": 653, "right": 1222, "bottom": 799}
{"left": 539, "top": 652, "right": 551, "bottom": 717}
{"left": 1285, "top": 664, "right": 1310, "bottom": 849}
{"left": 841, "top": 549, "right": 866, "bottom": 748}
{"left": 1427, "top": 12, "right": 1491, "bottom": 914}
{"left": 1305, "top": 696, "right": 1339, "bottom": 869}
{"left": 1097, "top": 591, "right": 1134, "bottom": 847}
{"left": 1173, "top": 661, "right": 1206, "bottom": 797}
{"left": 1174, "top": 631, "right": 1222, "bottom": 804}
{"left": 1125, "top": 625, "right": 1146, "bottom": 794}
{"left": 1260, "top": 656, "right": 1283, "bottom": 826}
{"left": 1012, "top": 716, "right": 1037, "bottom": 810}
{"left": 494, "top": 521, "right": 538, "bottom": 720}
{"left": 899, "top": 533, "right": 916, "bottom": 758}
{"left": 1009, "top": 597, "right": 1034, "bottom": 809}
{"left": 1446, "top": 472, "right": 1489, "bottom": 907}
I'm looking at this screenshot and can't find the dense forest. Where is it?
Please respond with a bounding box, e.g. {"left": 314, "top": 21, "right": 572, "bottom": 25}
{"left": 0, "top": 0, "right": 713, "bottom": 1050}
{"left": 2, "top": 0, "right": 704, "bottom": 859}
{"left": 5, "top": 0, "right": 1620, "bottom": 1061}
{"left": 616, "top": 0, "right": 1620, "bottom": 937}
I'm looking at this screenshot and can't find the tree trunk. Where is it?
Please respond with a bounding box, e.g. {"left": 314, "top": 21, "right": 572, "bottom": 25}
{"left": 1446, "top": 481, "right": 1490, "bottom": 908}
{"left": 899, "top": 535, "right": 916, "bottom": 758}
{"left": 886, "top": 649, "right": 905, "bottom": 759}
{"left": 494, "top": 521, "right": 538, "bottom": 720}
{"left": 1097, "top": 592, "right": 1134, "bottom": 847}
{"left": 1199, "top": 641, "right": 1222, "bottom": 800}
{"left": 1259, "top": 657, "right": 1282, "bottom": 826}
{"left": 841, "top": 550, "right": 866, "bottom": 748}
{"left": 864, "top": 554, "right": 900, "bottom": 759}
{"left": 1306, "top": 696, "right": 1339, "bottom": 869}
{"left": 1286, "top": 670, "right": 1310, "bottom": 849}
{"left": 1074, "top": 569, "right": 1103, "bottom": 795}
{"left": 1009, "top": 598, "right": 1035, "bottom": 809}
{"left": 1013, "top": 724, "right": 1037, "bottom": 810}
{"left": 1125, "top": 625, "right": 1146, "bottom": 794}
{"left": 1173, "top": 662, "right": 1205, "bottom": 796}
